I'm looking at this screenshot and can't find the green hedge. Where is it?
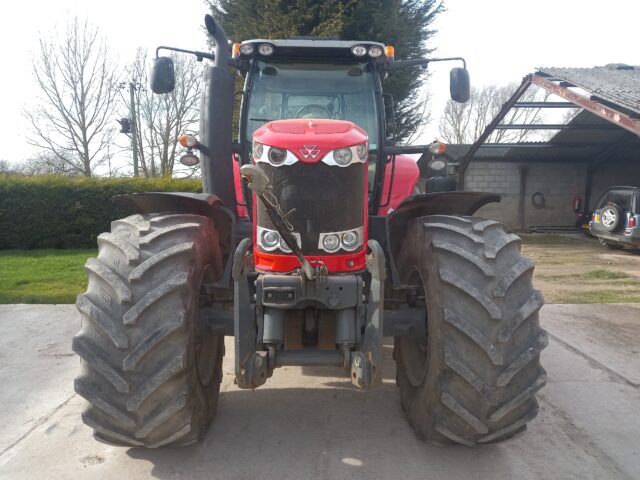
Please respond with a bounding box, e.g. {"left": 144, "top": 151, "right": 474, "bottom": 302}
{"left": 0, "top": 175, "right": 202, "bottom": 249}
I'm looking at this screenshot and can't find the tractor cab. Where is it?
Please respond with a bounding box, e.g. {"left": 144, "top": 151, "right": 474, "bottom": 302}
{"left": 232, "top": 40, "right": 390, "bottom": 224}
{"left": 236, "top": 39, "right": 386, "bottom": 186}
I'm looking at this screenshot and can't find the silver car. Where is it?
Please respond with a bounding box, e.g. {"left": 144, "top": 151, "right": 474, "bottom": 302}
{"left": 589, "top": 186, "right": 640, "bottom": 249}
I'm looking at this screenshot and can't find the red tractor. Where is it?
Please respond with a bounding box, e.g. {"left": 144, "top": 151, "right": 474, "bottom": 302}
{"left": 73, "top": 14, "right": 547, "bottom": 448}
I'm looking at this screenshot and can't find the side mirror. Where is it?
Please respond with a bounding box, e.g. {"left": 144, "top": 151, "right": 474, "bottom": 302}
{"left": 150, "top": 56, "right": 175, "bottom": 94}
{"left": 450, "top": 67, "right": 470, "bottom": 103}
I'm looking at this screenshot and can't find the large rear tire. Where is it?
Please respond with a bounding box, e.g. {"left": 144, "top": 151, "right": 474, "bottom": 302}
{"left": 394, "top": 215, "right": 547, "bottom": 446}
{"left": 73, "top": 213, "right": 224, "bottom": 447}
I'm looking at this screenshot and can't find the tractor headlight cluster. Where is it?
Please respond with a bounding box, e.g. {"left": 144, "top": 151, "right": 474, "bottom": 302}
{"left": 239, "top": 43, "right": 275, "bottom": 57}
{"left": 351, "top": 44, "right": 385, "bottom": 58}
{"left": 254, "top": 142, "right": 367, "bottom": 167}
{"left": 257, "top": 227, "right": 301, "bottom": 253}
{"left": 318, "top": 227, "right": 364, "bottom": 253}
{"left": 322, "top": 143, "right": 367, "bottom": 167}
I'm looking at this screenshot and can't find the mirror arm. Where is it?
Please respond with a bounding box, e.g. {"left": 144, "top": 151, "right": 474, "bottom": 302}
{"left": 386, "top": 145, "right": 430, "bottom": 155}
{"left": 155, "top": 45, "right": 215, "bottom": 62}
{"left": 387, "top": 56, "right": 466, "bottom": 72}
{"left": 429, "top": 56, "right": 467, "bottom": 69}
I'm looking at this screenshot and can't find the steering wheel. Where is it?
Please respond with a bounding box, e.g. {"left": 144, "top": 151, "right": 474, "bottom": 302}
{"left": 296, "top": 104, "right": 330, "bottom": 119}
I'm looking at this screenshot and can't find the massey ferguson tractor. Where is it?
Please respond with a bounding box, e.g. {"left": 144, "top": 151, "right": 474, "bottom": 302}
{"left": 73, "top": 14, "right": 547, "bottom": 448}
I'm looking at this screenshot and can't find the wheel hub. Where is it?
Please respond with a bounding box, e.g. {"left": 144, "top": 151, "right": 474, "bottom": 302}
{"left": 602, "top": 209, "right": 617, "bottom": 227}
{"left": 195, "top": 264, "right": 219, "bottom": 387}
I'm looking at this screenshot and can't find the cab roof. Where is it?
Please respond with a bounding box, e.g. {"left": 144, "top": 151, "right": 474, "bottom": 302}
{"left": 240, "top": 38, "right": 386, "bottom": 61}
{"left": 242, "top": 39, "right": 385, "bottom": 50}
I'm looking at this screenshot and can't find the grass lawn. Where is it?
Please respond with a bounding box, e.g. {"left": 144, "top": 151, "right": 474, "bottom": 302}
{"left": 0, "top": 250, "right": 95, "bottom": 304}
{"left": 521, "top": 233, "right": 640, "bottom": 304}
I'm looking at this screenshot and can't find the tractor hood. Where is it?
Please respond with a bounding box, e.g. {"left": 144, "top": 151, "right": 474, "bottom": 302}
{"left": 253, "top": 119, "right": 368, "bottom": 164}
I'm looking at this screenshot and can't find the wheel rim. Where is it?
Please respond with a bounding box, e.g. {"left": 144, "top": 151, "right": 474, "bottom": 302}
{"left": 602, "top": 208, "right": 617, "bottom": 227}
{"left": 400, "top": 267, "right": 429, "bottom": 388}
{"left": 195, "top": 264, "right": 218, "bottom": 387}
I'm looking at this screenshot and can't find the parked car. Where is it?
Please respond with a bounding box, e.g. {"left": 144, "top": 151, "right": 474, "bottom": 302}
{"left": 589, "top": 186, "right": 640, "bottom": 249}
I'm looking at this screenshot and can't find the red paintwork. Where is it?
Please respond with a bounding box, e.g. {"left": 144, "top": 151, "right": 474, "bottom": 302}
{"left": 253, "top": 118, "right": 368, "bottom": 163}
{"left": 252, "top": 119, "right": 368, "bottom": 274}
{"left": 232, "top": 157, "right": 248, "bottom": 218}
{"left": 377, "top": 154, "right": 419, "bottom": 215}
{"left": 254, "top": 250, "right": 367, "bottom": 273}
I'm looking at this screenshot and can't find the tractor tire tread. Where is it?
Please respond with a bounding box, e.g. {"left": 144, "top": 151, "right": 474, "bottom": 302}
{"left": 395, "top": 215, "right": 547, "bottom": 446}
{"left": 73, "top": 213, "right": 224, "bottom": 448}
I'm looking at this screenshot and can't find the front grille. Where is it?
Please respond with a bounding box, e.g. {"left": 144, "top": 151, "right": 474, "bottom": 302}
{"left": 257, "top": 162, "right": 365, "bottom": 255}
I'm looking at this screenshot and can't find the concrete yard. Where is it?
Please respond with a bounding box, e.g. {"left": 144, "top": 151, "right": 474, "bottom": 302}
{"left": 0, "top": 303, "right": 639, "bottom": 480}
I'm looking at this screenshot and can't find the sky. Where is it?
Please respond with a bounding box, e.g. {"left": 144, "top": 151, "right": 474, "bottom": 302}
{"left": 0, "top": 0, "right": 637, "bottom": 170}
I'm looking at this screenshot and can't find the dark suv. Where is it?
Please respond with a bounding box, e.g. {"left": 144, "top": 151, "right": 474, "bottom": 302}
{"left": 589, "top": 186, "right": 640, "bottom": 248}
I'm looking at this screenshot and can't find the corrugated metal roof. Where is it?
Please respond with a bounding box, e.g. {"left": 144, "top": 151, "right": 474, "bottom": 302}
{"left": 447, "top": 108, "right": 640, "bottom": 164}
{"left": 549, "top": 110, "right": 630, "bottom": 145}
{"left": 538, "top": 65, "right": 640, "bottom": 116}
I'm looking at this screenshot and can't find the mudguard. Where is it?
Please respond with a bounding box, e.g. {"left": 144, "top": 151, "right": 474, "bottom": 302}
{"left": 386, "top": 191, "right": 500, "bottom": 288}
{"left": 112, "top": 192, "right": 237, "bottom": 287}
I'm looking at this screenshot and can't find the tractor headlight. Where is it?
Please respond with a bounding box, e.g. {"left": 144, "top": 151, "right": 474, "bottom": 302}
{"left": 240, "top": 43, "right": 255, "bottom": 56}
{"left": 356, "top": 143, "right": 367, "bottom": 161}
{"left": 258, "top": 43, "right": 274, "bottom": 56}
{"left": 428, "top": 158, "right": 447, "bottom": 173}
{"left": 322, "top": 234, "right": 340, "bottom": 253}
{"left": 368, "top": 46, "right": 384, "bottom": 58}
{"left": 341, "top": 230, "right": 359, "bottom": 250}
{"left": 252, "top": 141, "right": 264, "bottom": 161}
{"left": 279, "top": 237, "right": 292, "bottom": 253}
{"left": 268, "top": 147, "right": 287, "bottom": 165}
{"left": 351, "top": 45, "right": 367, "bottom": 57}
{"left": 261, "top": 229, "right": 279, "bottom": 248}
{"left": 333, "top": 148, "right": 353, "bottom": 166}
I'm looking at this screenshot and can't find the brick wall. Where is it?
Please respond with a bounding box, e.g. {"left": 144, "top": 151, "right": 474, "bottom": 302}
{"left": 465, "top": 161, "right": 587, "bottom": 230}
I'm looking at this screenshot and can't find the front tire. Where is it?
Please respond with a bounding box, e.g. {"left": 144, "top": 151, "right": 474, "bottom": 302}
{"left": 394, "top": 215, "right": 547, "bottom": 446}
{"left": 73, "top": 213, "right": 224, "bottom": 447}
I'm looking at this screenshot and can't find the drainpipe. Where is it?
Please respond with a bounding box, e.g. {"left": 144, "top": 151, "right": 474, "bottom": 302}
{"left": 518, "top": 166, "right": 529, "bottom": 231}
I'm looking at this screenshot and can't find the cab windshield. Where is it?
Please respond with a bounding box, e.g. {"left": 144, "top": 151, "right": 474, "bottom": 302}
{"left": 245, "top": 60, "right": 380, "bottom": 174}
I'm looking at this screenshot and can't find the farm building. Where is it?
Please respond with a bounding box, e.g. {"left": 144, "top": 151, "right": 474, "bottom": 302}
{"left": 451, "top": 64, "right": 640, "bottom": 231}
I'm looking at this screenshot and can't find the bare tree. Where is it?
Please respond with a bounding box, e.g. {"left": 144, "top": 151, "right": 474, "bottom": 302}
{"left": 120, "top": 49, "right": 202, "bottom": 177}
{"left": 21, "top": 152, "right": 83, "bottom": 176}
{"left": 24, "top": 18, "right": 119, "bottom": 176}
{"left": 439, "top": 84, "right": 552, "bottom": 144}
{"left": 0, "top": 160, "right": 13, "bottom": 174}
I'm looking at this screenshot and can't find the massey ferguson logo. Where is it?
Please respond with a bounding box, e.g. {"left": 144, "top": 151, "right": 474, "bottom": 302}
{"left": 300, "top": 144, "right": 321, "bottom": 159}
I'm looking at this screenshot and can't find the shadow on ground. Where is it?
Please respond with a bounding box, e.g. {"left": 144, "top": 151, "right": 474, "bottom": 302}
{"left": 126, "top": 385, "right": 511, "bottom": 480}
